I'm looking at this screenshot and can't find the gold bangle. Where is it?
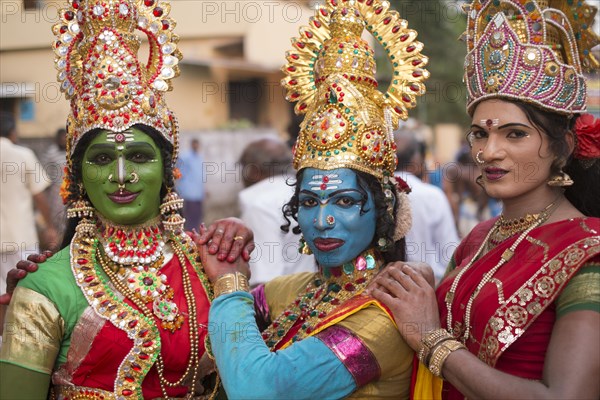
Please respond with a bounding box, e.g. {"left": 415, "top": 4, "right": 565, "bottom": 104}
{"left": 427, "top": 339, "right": 466, "bottom": 378}
{"left": 213, "top": 272, "right": 250, "bottom": 298}
{"left": 418, "top": 328, "right": 453, "bottom": 365}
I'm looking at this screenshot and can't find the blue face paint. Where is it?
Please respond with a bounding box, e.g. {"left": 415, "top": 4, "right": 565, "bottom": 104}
{"left": 298, "top": 168, "right": 377, "bottom": 268}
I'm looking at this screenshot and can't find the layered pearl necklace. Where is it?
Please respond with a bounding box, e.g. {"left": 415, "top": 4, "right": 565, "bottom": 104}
{"left": 261, "top": 248, "right": 382, "bottom": 349}
{"left": 445, "top": 198, "right": 561, "bottom": 343}
{"left": 97, "top": 238, "right": 201, "bottom": 398}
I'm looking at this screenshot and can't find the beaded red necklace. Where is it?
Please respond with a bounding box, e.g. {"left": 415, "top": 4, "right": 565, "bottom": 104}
{"left": 98, "top": 215, "right": 165, "bottom": 266}
{"left": 261, "top": 248, "right": 382, "bottom": 349}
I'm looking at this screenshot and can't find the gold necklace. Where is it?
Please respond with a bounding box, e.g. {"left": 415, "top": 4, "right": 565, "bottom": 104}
{"left": 489, "top": 211, "right": 545, "bottom": 245}
{"left": 445, "top": 199, "right": 560, "bottom": 343}
{"left": 99, "top": 240, "right": 200, "bottom": 398}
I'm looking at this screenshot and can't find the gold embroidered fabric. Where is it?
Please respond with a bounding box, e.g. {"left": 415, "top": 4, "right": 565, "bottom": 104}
{"left": 556, "top": 263, "right": 600, "bottom": 318}
{"left": 265, "top": 272, "right": 412, "bottom": 399}
{"left": 0, "top": 287, "right": 65, "bottom": 374}
{"left": 52, "top": 307, "right": 106, "bottom": 386}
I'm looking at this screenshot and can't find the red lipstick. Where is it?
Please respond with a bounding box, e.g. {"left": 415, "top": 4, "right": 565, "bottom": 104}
{"left": 313, "top": 238, "right": 344, "bottom": 252}
{"left": 108, "top": 190, "right": 139, "bottom": 204}
{"left": 484, "top": 167, "right": 508, "bottom": 181}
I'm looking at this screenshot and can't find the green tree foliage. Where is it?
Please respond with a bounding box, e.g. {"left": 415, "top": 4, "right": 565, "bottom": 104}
{"left": 376, "top": 0, "right": 469, "bottom": 125}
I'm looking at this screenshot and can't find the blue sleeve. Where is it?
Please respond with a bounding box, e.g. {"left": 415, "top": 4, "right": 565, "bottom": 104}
{"left": 209, "top": 292, "right": 357, "bottom": 399}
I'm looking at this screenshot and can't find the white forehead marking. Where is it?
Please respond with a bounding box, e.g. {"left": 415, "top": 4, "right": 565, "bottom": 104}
{"left": 106, "top": 130, "right": 135, "bottom": 143}
{"left": 308, "top": 173, "right": 342, "bottom": 190}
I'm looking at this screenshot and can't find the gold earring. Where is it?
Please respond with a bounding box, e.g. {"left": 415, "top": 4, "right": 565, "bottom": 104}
{"left": 299, "top": 237, "right": 312, "bottom": 255}
{"left": 476, "top": 175, "right": 485, "bottom": 187}
{"left": 548, "top": 170, "right": 574, "bottom": 187}
{"left": 161, "top": 191, "right": 185, "bottom": 234}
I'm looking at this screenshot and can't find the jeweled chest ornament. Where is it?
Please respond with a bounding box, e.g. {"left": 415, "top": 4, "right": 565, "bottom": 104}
{"left": 261, "top": 248, "right": 381, "bottom": 349}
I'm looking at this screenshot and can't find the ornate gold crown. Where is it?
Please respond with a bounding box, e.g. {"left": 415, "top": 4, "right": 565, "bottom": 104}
{"left": 282, "top": 0, "right": 429, "bottom": 180}
{"left": 464, "top": 0, "right": 599, "bottom": 115}
{"left": 52, "top": 0, "right": 182, "bottom": 165}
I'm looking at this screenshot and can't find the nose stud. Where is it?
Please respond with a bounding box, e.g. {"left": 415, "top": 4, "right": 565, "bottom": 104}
{"left": 326, "top": 215, "right": 335, "bottom": 225}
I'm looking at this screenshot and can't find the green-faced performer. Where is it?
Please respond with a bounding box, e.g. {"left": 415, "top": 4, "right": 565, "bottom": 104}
{"left": 0, "top": 1, "right": 252, "bottom": 398}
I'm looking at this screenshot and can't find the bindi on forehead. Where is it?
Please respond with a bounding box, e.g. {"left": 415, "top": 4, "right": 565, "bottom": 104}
{"left": 107, "top": 130, "right": 135, "bottom": 144}
{"left": 308, "top": 173, "right": 343, "bottom": 191}
{"left": 480, "top": 118, "right": 499, "bottom": 128}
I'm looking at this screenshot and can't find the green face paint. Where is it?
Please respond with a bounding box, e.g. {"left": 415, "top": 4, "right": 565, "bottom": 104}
{"left": 82, "top": 128, "right": 163, "bottom": 225}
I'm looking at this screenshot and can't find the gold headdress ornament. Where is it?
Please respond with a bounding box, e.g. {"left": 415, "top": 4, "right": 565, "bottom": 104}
{"left": 52, "top": 0, "right": 182, "bottom": 167}
{"left": 282, "top": 0, "right": 429, "bottom": 180}
{"left": 463, "top": 0, "right": 599, "bottom": 115}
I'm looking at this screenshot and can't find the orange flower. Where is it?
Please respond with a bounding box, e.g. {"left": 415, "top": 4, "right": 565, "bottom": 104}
{"left": 59, "top": 175, "right": 71, "bottom": 204}
{"left": 173, "top": 167, "right": 182, "bottom": 180}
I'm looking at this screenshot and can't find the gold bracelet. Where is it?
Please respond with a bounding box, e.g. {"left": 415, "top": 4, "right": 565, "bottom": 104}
{"left": 418, "top": 328, "right": 453, "bottom": 365}
{"left": 213, "top": 272, "right": 250, "bottom": 298}
{"left": 427, "top": 339, "right": 466, "bottom": 378}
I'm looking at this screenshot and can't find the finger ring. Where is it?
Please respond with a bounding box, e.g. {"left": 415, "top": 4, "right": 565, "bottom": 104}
{"left": 216, "top": 229, "right": 224, "bottom": 234}
{"left": 233, "top": 236, "right": 244, "bottom": 241}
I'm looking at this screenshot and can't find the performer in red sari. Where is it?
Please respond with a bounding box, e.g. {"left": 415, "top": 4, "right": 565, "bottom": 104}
{"left": 370, "top": 0, "right": 600, "bottom": 398}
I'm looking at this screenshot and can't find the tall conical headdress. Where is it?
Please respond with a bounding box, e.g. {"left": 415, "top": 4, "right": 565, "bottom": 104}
{"left": 52, "top": 0, "right": 182, "bottom": 166}
{"left": 463, "top": 0, "right": 599, "bottom": 115}
{"left": 282, "top": 0, "right": 429, "bottom": 180}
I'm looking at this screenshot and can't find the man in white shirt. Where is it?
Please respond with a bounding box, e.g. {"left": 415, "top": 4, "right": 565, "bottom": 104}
{"left": 238, "top": 138, "right": 315, "bottom": 286}
{"left": 394, "top": 130, "right": 459, "bottom": 283}
{"left": 0, "top": 112, "right": 56, "bottom": 335}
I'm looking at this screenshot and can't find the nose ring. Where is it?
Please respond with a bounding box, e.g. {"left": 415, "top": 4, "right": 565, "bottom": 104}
{"left": 475, "top": 149, "right": 484, "bottom": 165}
{"left": 326, "top": 215, "right": 335, "bottom": 225}
{"left": 108, "top": 174, "right": 114, "bottom": 182}
{"left": 130, "top": 172, "right": 139, "bottom": 183}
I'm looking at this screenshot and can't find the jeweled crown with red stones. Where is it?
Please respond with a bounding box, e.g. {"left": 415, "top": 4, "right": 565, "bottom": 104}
{"left": 52, "top": 0, "right": 181, "bottom": 165}
{"left": 282, "top": 0, "right": 429, "bottom": 180}
{"left": 464, "top": 0, "right": 599, "bottom": 115}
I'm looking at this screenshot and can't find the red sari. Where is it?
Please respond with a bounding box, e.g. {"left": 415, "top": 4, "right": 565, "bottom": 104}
{"left": 436, "top": 217, "right": 600, "bottom": 399}
{"left": 53, "top": 234, "right": 213, "bottom": 399}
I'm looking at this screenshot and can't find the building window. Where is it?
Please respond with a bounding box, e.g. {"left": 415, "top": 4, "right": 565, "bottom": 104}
{"left": 23, "top": 0, "right": 39, "bottom": 10}
{"left": 228, "top": 79, "right": 263, "bottom": 126}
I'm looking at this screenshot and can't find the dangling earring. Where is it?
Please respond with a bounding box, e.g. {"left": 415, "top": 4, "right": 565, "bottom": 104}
{"left": 68, "top": 184, "right": 96, "bottom": 237}
{"left": 66, "top": 184, "right": 94, "bottom": 219}
{"left": 298, "top": 236, "right": 312, "bottom": 255}
{"left": 377, "top": 237, "right": 390, "bottom": 251}
{"left": 548, "top": 170, "right": 574, "bottom": 187}
{"left": 161, "top": 190, "right": 186, "bottom": 234}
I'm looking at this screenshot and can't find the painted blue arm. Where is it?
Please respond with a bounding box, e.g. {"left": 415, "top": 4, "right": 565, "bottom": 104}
{"left": 209, "top": 292, "right": 356, "bottom": 399}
